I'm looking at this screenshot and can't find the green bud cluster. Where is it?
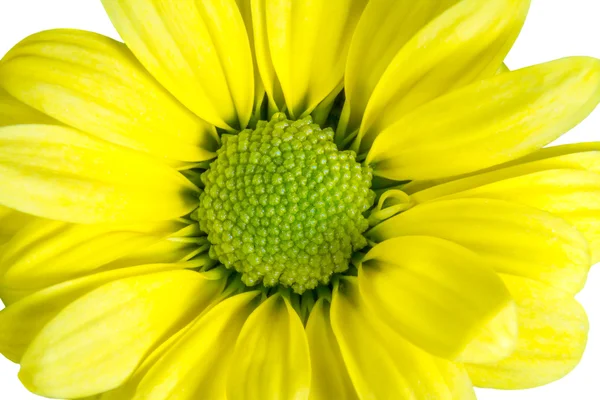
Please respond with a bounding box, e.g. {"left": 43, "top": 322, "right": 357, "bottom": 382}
{"left": 197, "top": 113, "right": 374, "bottom": 293}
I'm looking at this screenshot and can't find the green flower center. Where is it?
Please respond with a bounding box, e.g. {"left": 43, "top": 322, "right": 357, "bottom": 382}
{"left": 197, "top": 113, "right": 375, "bottom": 293}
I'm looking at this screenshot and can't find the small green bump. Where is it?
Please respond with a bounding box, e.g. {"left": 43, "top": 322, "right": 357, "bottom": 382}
{"left": 197, "top": 113, "right": 374, "bottom": 293}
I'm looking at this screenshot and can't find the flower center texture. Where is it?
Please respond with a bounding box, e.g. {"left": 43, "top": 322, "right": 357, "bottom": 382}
{"left": 197, "top": 113, "right": 375, "bottom": 293}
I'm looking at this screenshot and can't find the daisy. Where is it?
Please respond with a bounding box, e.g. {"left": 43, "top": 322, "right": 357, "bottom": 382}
{"left": 0, "top": 0, "right": 599, "bottom": 399}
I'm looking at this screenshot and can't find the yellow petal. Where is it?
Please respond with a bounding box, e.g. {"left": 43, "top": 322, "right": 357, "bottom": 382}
{"left": 467, "top": 274, "right": 588, "bottom": 389}
{"left": 0, "top": 124, "right": 199, "bottom": 224}
{"left": 0, "top": 29, "right": 217, "bottom": 162}
{"left": 227, "top": 293, "right": 311, "bottom": 400}
{"left": 100, "top": 301, "right": 205, "bottom": 400}
{"left": 505, "top": 142, "right": 600, "bottom": 169}
{"left": 403, "top": 142, "right": 600, "bottom": 194}
{"left": 0, "top": 235, "right": 202, "bottom": 306}
{"left": 133, "top": 292, "right": 259, "bottom": 400}
{"left": 250, "top": 0, "right": 284, "bottom": 114}
{"left": 0, "top": 206, "right": 35, "bottom": 247}
{"left": 101, "top": 266, "right": 230, "bottom": 400}
{"left": 306, "top": 298, "right": 358, "bottom": 400}
{"left": 0, "top": 262, "right": 188, "bottom": 363}
{"left": 497, "top": 63, "right": 511, "bottom": 74}
{"left": 359, "top": 236, "right": 517, "bottom": 363}
{"left": 366, "top": 57, "right": 600, "bottom": 180}
{"left": 409, "top": 148, "right": 600, "bottom": 199}
{"left": 413, "top": 169, "right": 600, "bottom": 262}
{"left": 19, "top": 269, "right": 226, "bottom": 399}
{"left": 0, "top": 89, "right": 57, "bottom": 127}
{"left": 235, "top": 0, "right": 266, "bottom": 121}
{"left": 0, "top": 219, "right": 187, "bottom": 294}
{"left": 252, "top": 0, "right": 367, "bottom": 118}
{"left": 344, "top": 0, "right": 529, "bottom": 145}
{"left": 97, "top": 237, "right": 202, "bottom": 274}
{"left": 101, "top": 0, "right": 254, "bottom": 130}
{"left": 331, "top": 277, "right": 476, "bottom": 399}
{"left": 368, "top": 198, "right": 590, "bottom": 294}
{"left": 341, "top": 0, "right": 460, "bottom": 137}
{"left": 359, "top": 0, "right": 530, "bottom": 146}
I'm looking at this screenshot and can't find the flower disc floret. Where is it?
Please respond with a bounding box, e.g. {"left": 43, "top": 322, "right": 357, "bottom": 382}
{"left": 197, "top": 113, "right": 374, "bottom": 293}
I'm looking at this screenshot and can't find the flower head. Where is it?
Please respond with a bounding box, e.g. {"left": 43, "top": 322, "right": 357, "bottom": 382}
{"left": 0, "top": 0, "right": 598, "bottom": 399}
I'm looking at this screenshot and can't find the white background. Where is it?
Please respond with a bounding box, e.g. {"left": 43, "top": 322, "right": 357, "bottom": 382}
{"left": 0, "top": 0, "right": 599, "bottom": 399}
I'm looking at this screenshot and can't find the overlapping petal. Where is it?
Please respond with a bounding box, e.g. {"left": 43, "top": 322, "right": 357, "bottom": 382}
{"left": 412, "top": 168, "right": 600, "bottom": 262}
{"left": 306, "top": 298, "right": 357, "bottom": 400}
{"left": 503, "top": 142, "right": 600, "bottom": 169}
{"left": 100, "top": 311, "right": 203, "bottom": 400}
{"left": 0, "top": 29, "right": 217, "bottom": 162}
{"left": 0, "top": 206, "right": 35, "bottom": 248}
{"left": 96, "top": 234, "right": 204, "bottom": 272}
{"left": 0, "top": 89, "right": 58, "bottom": 127}
{"left": 366, "top": 57, "right": 600, "bottom": 180}
{"left": 227, "top": 293, "right": 311, "bottom": 400}
{"left": 368, "top": 198, "right": 591, "bottom": 294}
{"left": 342, "top": 0, "right": 529, "bottom": 145}
{"left": 0, "top": 263, "right": 190, "bottom": 363}
{"left": 101, "top": 0, "right": 254, "bottom": 130}
{"left": 467, "top": 274, "right": 588, "bottom": 389}
{"left": 408, "top": 147, "right": 600, "bottom": 197}
{"left": 359, "top": 236, "right": 517, "bottom": 363}
{"left": 402, "top": 142, "right": 600, "bottom": 194}
{"left": 132, "top": 292, "right": 259, "bottom": 400}
{"left": 0, "top": 124, "right": 199, "bottom": 224}
{"left": 341, "top": 0, "right": 458, "bottom": 138}
{"left": 331, "top": 277, "right": 476, "bottom": 399}
{"left": 0, "top": 219, "right": 190, "bottom": 297}
{"left": 251, "top": 0, "right": 367, "bottom": 118}
{"left": 18, "top": 269, "right": 226, "bottom": 399}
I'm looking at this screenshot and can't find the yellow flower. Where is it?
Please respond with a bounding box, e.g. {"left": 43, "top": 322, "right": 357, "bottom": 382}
{"left": 0, "top": 0, "right": 598, "bottom": 399}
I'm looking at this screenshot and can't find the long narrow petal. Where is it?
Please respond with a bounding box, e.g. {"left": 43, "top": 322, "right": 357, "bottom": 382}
{"left": 306, "top": 298, "right": 358, "bottom": 400}
{"left": 0, "top": 124, "right": 199, "bottom": 224}
{"left": 19, "top": 269, "right": 226, "bottom": 399}
{"left": 368, "top": 198, "right": 590, "bottom": 294}
{"left": 331, "top": 277, "right": 476, "bottom": 399}
{"left": 0, "top": 89, "right": 57, "bottom": 127}
{"left": 402, "top": 142, "right": 600, "bottom": 194}
{"left": 359, "top": 236, "right": 517, "bottom": 363}
{"left": 227, "top": 293, "right": 311, "bottom": 400}
{"left": 366, "top": 57, "right": 600, "bottom": 180}
{"left": 235, "top": 0, "right": 266, "bottom": 119}
{"left": 409, "top": 149, "right": 600, "bottom": 199}
{"left": 0, "top": 238, "right": 202, "bottom": 306}
{"left": 0, "top": 219, "right": 187, "bottom": 293}
{"left": 467, "top": 275, "right": 588, "bottom": 389}
{"left": 101, "top": 0, "right": 254, "bottom": 130}
{"left": 413, "top": 169, "right": 600, "bottom": 262}
{"left": 132, "top": 292, "right": 260, "bottom": 400}
{"left": 501, "top": 142, "right": 600, "bottom": 168}
{"left": 0, "top": 29, "right": 217, "bottom": 162}
{"left": 344, "top": 0, "right": 529, "bottom": 142}
{"left": 0, "top": 263, "right": 189, "bottom": 363}
{"left": 252, "top": 0, "right": 367, "bottom": 118}
{"left": 250, "top": 0, "right": 284, "bottom": 113}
